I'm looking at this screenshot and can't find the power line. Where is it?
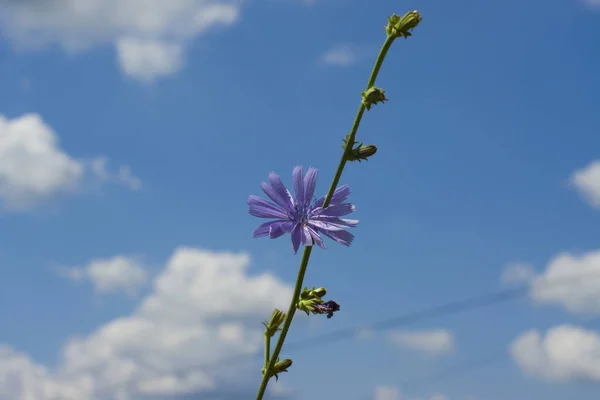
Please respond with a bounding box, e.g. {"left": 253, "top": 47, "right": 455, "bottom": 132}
{"left": 78, "top": 271, "right": 600, "bottom": 399}
{"left": 363, "top": 315, "right": 600, "bottom": 399}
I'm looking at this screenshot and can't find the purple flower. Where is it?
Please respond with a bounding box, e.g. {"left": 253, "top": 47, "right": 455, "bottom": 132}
{"left": 314, "top": 300, "right": 341, "bottom": 319}
{"left": 248, "top": 166, "right": 358, "bottom": 254}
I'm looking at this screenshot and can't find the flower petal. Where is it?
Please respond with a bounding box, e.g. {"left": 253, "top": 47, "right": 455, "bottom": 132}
{"left": 261, "top": 172, "right": 294, "bottom": 211}
{"left": 311, "top": 203, "right": 356, "bottom": 217}
{"left": 309, "top": 217, "right": 358, "bottom": 231}
{"left": 252, "top": 220, "right": 283, "bottom": 238}
{"left": 303, "top": 167, "right": 319, "bottom": 205}
{"left": 292, "top": 165, "right": 304, "bottom": 205}
{"left": 319, "top": 229, "right": 355, "bottom": 247}
{"left": 247, "top": 195, "right": 288, "bottom": 219}
{"left": 306, "top": 225, "right": 325, "bottom": 248}
{"left": 269, "top": 221, "right": 295, "bottom": 239}
{"left": 313, "top": 184, "right": 351, "bottom": 208}
{"left": 291, "top": 223, "right": 302, "bottom": 254}
{"left": 301, "top": 225, "right": 313, "bottom": 246}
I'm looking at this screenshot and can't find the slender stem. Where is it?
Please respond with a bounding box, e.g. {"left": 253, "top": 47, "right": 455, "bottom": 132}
{"left": 255, "top": 246, "right": 312, "bottom": 400}
{"left": 264, "top": 333, "right": 270, "bottom": 367}
{"left": 322, "top": 35, "right": 395, "bottom": 207}
{"left": 255, "top": 33, "right": 397, "bottom": 400}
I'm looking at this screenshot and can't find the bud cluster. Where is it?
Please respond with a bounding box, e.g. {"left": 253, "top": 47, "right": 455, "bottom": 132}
{"left": 385, "top": 10, "right": 422, "bottom": 39}
{"left": 297, "top": 286, "right": 341, "bottom": 319}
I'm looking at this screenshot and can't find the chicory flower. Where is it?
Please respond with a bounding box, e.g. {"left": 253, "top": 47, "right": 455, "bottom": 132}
{"left": 248, "top": 166, "right": 358, "bottom": 254}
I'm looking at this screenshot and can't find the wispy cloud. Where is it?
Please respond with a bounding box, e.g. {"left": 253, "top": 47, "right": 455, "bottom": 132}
{"left": 500, "top": 262, "right": 536, "bottom": 285}
{"left": 320, "top": 44, "right": 359, "bottom": 66}
{"left": 387, "top": 329, "right": 455, "bottom": 356}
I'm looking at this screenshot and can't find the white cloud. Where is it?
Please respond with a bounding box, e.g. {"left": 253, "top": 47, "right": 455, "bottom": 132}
{"left": 582, "top": 0, "right": 600, "bottom": 8}
{"left": 372, "top": 387, "right": 450, "bottom": 400}
{"left": 60, "top": 255, "right": 148, "bottom": 295}
{"left": 0, "top": 113, "right": 83, "bottom": 210}
{"left": 320, "top": 44, "right": 358, "bottom": 66}
{"left": 429, "top": 395, "right": 448, "bottom": 400}
{"left": 387, "top": 329, "right": 455, "bottom": 356}
{"left": 570, "top": 160, "right": 600, "bottom": 208}
{"left": 0, "top": 248, "right": 292, "bottom": 399}
{"left": 355, "top": 327, "right": 375, "bottom": 340}
{"left": 269, "top": 380, "right": 293, "bottom": 398}
{"left": 116, "top": 38, "right": 184, "bottom": 83}
{"left": 90, "top": 157, "right": 142, "bottom": 190}
{"left": 374, "top": 385, "right": 401, "bottom": 400}
{"left": 510, "top": 324, "right": 600, "bottom": 382}
{"left": 530, "top": 250, "right": 600, "bottom": 314}
{"left": 0, "top": 0, "right": 240, "bottom": 82}
{"left": 500, "top": 262, "right": 536, "bottom": 285}
{"left": 0, "top": 114, "right": 140, "bottom": 211}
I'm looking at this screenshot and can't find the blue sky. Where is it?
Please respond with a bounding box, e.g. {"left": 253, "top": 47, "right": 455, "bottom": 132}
{"left": 1, "top": 0, "right": 600, "bottom": 399}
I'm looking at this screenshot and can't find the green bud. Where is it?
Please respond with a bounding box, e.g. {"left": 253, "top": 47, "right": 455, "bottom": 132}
{"left": 272, "top": 358, "right": 293, "bottom": 381}
{"left": 262, "top": 309, "right": 286, "bottom": 337}
{"left": 309, "top": 287, "right": 327, "bottom": 298}
{"left": 385, "top": 14, "right": 401, "bottom": 36}
{"left": 297, "top": 298, "right": 323, "bottom": 316}
{"left": 361, "top": 87, "right": 387, "bottom": 111}
{"left": 386, "top": 10, "right": 422, "bottom": 39}
{"left": 300, "top": 286, "right": 327, "bottom": 300}
{"left": 348, "top": 144, "right": 377, "bottom": 163}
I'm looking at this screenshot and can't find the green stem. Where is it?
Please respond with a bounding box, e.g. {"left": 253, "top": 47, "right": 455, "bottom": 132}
{"left": 255, "top": 33, "right": 397, "bottom": 400}
{"left": 322, "top": 34, "right": 395, "bottom": 207}
{"left": 255, "top": 246, "right": 312, "bottom": 399}
{"left": 264, "top": 333, "right": 270, "bottom": 367}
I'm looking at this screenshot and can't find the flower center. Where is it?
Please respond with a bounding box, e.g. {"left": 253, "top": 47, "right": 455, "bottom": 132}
{"left": 289, "top": 202, "right": 311, "bottom": 225}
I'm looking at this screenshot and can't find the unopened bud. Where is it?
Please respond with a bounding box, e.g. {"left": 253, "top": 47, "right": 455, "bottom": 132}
{"left": 361, "top": 87, "right": 387, "bottom": 111}
{"left": 263, "top": 309, "right": 286, "bottom": 337}
{"left": 297, "top": 298, "right": 322, "bottom": 316}
{"left": 348, "top": 144, "right": 377, "bottom": 163}
{"left": 386, "top": 10, "right": 422, "bottom": 39}
{"left": 272, "top": 358, "right": 293, "bottom": 381}
{"left": 300, "top": 286, "right": 327, "bottom": 300}
{"left": 309, "top": 287, "right": 327, "bottom": 298}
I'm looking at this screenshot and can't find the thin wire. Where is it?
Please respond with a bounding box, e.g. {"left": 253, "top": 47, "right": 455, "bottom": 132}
{"left": 74, "top": 271, "right": 600, "bottom": 399}
{"left": 383, "top": 315, "right": 600, "bottom": 395}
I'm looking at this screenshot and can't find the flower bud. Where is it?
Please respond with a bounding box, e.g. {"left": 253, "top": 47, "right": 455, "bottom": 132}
{"left": 263, "top": 308, "right": 286, "bottom": 338}
{"left": 386, "top": 10, "right": 422, "bottom": 39}
{"left": 272, "top": 358, "right": 293, "bottom": 381}
{"left": 309, "top": 287, "right": 327, "bottom": 298}
{"left": 300, "top": 286, "right": 327, "bottom": 300}
{"left": 297, "top": 298, "right": 322, "bottom": 316}
{"left": 348, "top": 144, "right": 377, "bottom": 163}
{"left": 361, "top": 87, "right": 387, "bottom": 111}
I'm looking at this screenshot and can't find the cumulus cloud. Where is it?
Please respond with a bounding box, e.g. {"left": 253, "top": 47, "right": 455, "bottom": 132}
{"left": 0, "top": 248, "right": 293, "bottom": 400}
{"left": 500, "top": 262, "right": 536, "bottom": 285}
{"left": 570, "top": 160, "right": 600, "bottom": 209}
{"left": 530, "top": 250, "right": 600, "bottom": 314}
{"left": 0, "top": 113, "right": 140, "bottom": 211}
{"left": 374, "top": 386, "right": 401, "bottom": 400}
{"left": 320, "top": 44, "right": 359, "bottom": 66}
{"left": 60, "top": 255, "right": 148, "bottom": 295}
{"left": 387, "top": 329, "right": 455, "bottom": 356}
{"left": 116, "top": 38, "right": 184, "bottom": 83}
{"left": 510, "top": 324, "right": 600, "bottom": 382}
{"left": 0, "top": 113, "right": 83, "bottom": 210}
{"left": 0, "top": 0, "right": 240, "bottom": 82}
